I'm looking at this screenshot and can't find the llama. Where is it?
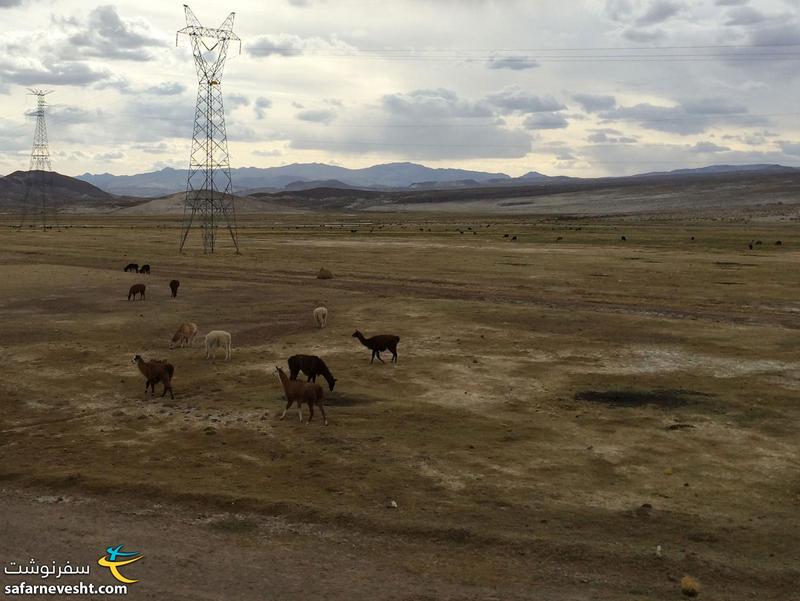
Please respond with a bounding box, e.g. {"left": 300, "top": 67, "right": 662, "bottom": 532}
{"left": 352, "top": 330, "right": 400, "bottom": 364}
{"left": 139, "top": 264, "right": 151, "bottom": 275}
{"left": 275, "top": 366, "right": 328, "bottom": 425}
{"left": 132, "top": 354, "right": 174, "bottom": 399}
{"left": 169, "top": 279, "right": 180, "bottom": 298}
{"left": 313, "top": 306, "right": 328, "bottom": 328}
{"left": 128, "top": 284, "right": 146, "bottom": 301}
{"left": 288, "top": 354, "right": 336, "bottom": 391}
{"left": 170, "top": 322, "right": 199, "bottom": 349}
{"left": 205, "top": 330, "right": 232, "bottom": 360}
{"left": 124, "top": 263, "right": 139, "bottom": 273}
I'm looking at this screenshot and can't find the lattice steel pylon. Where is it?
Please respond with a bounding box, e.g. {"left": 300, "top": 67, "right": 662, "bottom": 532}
{"left": 177, "top": 4, "right": 241, "bottom": 254}
{"left": 19, "top": 89, "right": 56, "bottom": 230}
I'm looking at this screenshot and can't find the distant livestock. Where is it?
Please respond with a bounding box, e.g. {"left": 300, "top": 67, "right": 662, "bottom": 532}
{"left": 276, "top": 366, "right": 328, "bottom": 425}
{"left": 511, "top": 236, "right": 518, "bottom": 241}
{"left": 139, "top": 264, "right": 151, "bottom": 275}
{"left": 352, "top": 330, "right": 400, "bottom": 365}
{"left": 755, "top": 241, "right": 763, "bottom": 246}
{"left": 169, "top": 279, "right": 180, "bottom": 298}
{"left": 132, "top": 354, "right": 174, "bottom": 399}
{"left": 170, "top": 322, "right": 199, "bottom": 349}
{"left": 776, "top": 240, "right": 783, "bottom": 246}
{"left": 313, "top": 306, "right": 328, "bottom": 328}
{"left": 124, "top": 263, "right": 139, "bottom": 273}
{"left": 205, "top": 330, "right": 232, "bottom": 360}
{"left": 128, "top": 284, "right": 146, "bottom": 301}
{"left": 288, "top": 354, "right": 337, "bottom": 391}
{"left": 620, "top": 236, "right": 627, "bottom": 241}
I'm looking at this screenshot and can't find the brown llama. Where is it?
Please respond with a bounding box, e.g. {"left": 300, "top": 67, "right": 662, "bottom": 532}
{"left": 169, "top": 279, "right": 180, "bottom": 298}
{"left": 169, "top": 322, "right": 199, "bottom": 349}
{"left": 139, "top": 264, "right": 151, "bottom": 274}
{"left": 352, "top": 330, "right": 400, "bottom": 364}
{"left": 132, "top": 355, "right": 174, "bottom": 399}
{"left": 128, "top": 284, "right": 146, "bottom": 301}
{"left": 275, "top": 366, "right": 328, "bottom": 425}
{"left": 288, "top": 354, "right": 337, "bottom": 391}
{"left": 124, "top": 263, "right": 138, "bottom": 273}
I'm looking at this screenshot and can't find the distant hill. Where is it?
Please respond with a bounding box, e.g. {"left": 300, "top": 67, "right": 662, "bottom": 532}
{"left": 76, "top": 162, "right": 512, "bottom": 197}
{"left": 0, "top": 170, "right": 134, "bottom": 212}
{"left": 76, "top": 161, "right": 798, "bottom": 198}
{"left": 639, "top": 164, "right": 798, "bottom": 177}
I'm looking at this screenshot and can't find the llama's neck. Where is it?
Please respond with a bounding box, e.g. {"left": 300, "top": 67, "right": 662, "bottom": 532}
{"left": 320, "top": 365, "right": 334, "bottom": 387}
{"left": 355, "top": 332, "right": 367, "bottom": 345}
{"left": 276, "top": 370, "right": 291, "bottom": 392}
{"left": 135, "top": 359, "right": 147, "bottom": 376}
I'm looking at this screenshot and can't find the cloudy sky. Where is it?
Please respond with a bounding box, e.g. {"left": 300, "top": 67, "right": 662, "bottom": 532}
{"left": 0, "top": 0, "right": 798, "bottom": 177}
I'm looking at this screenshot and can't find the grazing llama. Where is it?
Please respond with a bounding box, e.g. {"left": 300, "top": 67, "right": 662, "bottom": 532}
{"left": 124, "top": 263, "right": 139, "bottom": 273}
{"left": 138, "top": 264, "right": 151, "bottom": 274}
{"left": 313, "top": 306, "right": 328, "bottom": 328}
{"left": 128, "top": 284, "right": 146, "bottom": 301}
{"left": 288, "top": 354, "right": 337, "bottom": 391}
{"left": 169, "top": 279, "right": 180, "bottom": 298}
{"left": 205, "top": 330, "right": 232, "bottom": 360}
{"left": 352, "top": 330, "right": 400, "bottom": 364}
{"left": 170, "top": 322, "right": 199, "bottom": 349}
{"left": 275, "top": 366, "right": 328, "bottom": 425}
{"left": 132, "top": 355, "right": 174, "bottom": 398}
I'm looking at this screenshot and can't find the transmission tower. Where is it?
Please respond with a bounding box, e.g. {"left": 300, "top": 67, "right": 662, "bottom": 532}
{"left": 177, "top": 4, "right": 241, "bottom": 254}
{"left": 19, "top": 89, "right": 56, "bottom": 230}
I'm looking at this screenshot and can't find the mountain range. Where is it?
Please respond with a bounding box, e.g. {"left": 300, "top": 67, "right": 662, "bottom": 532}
{"left": 74, "top": 162, "right": 798, "bottom": 197}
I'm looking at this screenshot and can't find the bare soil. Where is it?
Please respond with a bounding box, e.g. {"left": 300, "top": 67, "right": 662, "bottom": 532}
{"left": 1, "top": 213, "right": 798, "bottom": 600}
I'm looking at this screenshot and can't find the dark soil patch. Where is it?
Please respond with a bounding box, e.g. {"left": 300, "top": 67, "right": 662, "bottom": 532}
{"left": 714, "top": 262, "right": 757, "bottom": 268}
{"left": 326, "top": 393, "right": 377, "bottom": 407}
{"left": 574, "top": 389, "right": 710, "bottom": 409}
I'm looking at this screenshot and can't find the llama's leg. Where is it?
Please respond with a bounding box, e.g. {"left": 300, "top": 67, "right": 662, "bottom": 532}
{"left": 307, "top": 403, "right": 314, "bottom": 424}
{"left": 280, "top": 399, "right": 292, "bottom": 420}
{"left": 297, "top": 401, "right": 303, "bottom": 422}
{"left": 370, "top": 350, "right": 376, "bottom": 364}
{"left": 319, "top": 403, "right": 328, "bottom": 426}
{"left": 376, "top": 352, "right": 385, "bottom": 364}
{"left": 226, "top": 342, "right": 231, "bottom": 360}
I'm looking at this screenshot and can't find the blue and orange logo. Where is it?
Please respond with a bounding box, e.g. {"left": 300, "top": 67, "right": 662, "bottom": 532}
{"left": 97, "top": 545, "right": 142, "bottom": 584}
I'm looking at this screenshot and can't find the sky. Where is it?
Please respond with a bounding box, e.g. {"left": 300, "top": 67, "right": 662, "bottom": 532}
{"left": 0, "top": 0, "right": 798, "bottom": 178}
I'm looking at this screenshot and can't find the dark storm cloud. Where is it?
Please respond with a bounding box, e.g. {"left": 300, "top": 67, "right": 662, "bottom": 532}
{"left": 248, "top": 34, "right": 305, "bottom": 57}
{"left": 691, "top": 141, "right": 731, "bottom": 153}
{"left": 145, "top": 82, "right": 186, "bottom": 96}
{"left": 598, "top": 98, "right": 764, "bottom": 135}
{"left": 635, "top": 0, "right": 686, "bottom": 26}
{"left": 0, "top": 59, "right": 110, "bottom": 86}
{"left": 384, "top": 89, "right": 493, "bottom": 118}
{"left": 289, "top": 88, "right": 532, "bottom": 161}
{"left": 586, "top": 128, "right": 638, "bottom": 144}
{"left": 296, "top": 108, "right": 337, "bottom": 124}
{"left": 572, "top": 94, "right": 617, "bottom": 113}
{"left": 724, "top": 6, "right": 767, "bottom": 26}
{"left": 486, "top": 55, "right": 539, "bottom": 70}
{"left": 485, "top": 87, "right": 565, "bottom": 114}
{"left": 67, "top": 5, "right": 165, "bottom": 61}
{"left": 523, "top": 113, "right": 569, "bottom": 130}
{"left": 254, "top": 97, "right": 273, "bottom": 120}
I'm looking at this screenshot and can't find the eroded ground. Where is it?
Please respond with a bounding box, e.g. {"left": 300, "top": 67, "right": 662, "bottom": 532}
{"left": 1, "top": 214, "right": 799, "bottom": 600}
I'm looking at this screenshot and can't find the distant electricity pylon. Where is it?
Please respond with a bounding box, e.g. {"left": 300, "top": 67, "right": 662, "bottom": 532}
{"left": 28, "top": 89, "right": 53, "bottom": 171}
{"left": 19, "top": 89, "right": 56, "bottom": 230}
{"left": 176, "top": 4, "right": 241, "bottom": 254}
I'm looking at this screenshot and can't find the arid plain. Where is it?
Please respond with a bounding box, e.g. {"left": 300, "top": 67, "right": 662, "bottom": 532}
{"left": 1, "top": 211, "right": 799, "bottom": 600}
